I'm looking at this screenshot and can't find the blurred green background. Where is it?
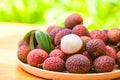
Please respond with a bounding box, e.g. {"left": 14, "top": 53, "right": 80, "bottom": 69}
{"left": 0, "top": 0, "right": 120, "bottom": 30}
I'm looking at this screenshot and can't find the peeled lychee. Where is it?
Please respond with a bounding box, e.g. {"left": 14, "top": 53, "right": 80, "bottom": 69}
{"left": 90, "top": 30, "right": 108, "bottom": 42}
{"left": 86, "top": 39, "right": 106, "bottom": 57}
{"left": 17, "top": 42, "right": 30, "bottom": 63}
{"left": 49, "top": 49, "right": 66, "bottom": 60}
{"left": 43, "top": 57, "right": 65, "bottom": 72}
{"left": 116, "top": 51, "right": 120, "bottom": 66}
{"left": 61, "top": 34, "right": 83, "bottom": 54}
{"left": 72, "top": 24, "right": 89, "bottom": 36}
{"left": 65, "top": 54, "right": 90, "bottom": 73}
{"left": 80, "top": 36, "right": 91, "bottom": 48}
{"left": 54, "top": 28, "right": 71, "bottom": 45}
{"left": 49, "top": 27, "right": 63, "bottom": 42}
{"left": 93, "top": 56, "right": 115, "bottom": 73}
{"left": 64, "top": 13, "right": 83, "bottom": 29}
{"left": 27, "top": 49, "right": 48, "bottom": 67}
{"left": 105, "top": 46, "right": 116, "bottom": 59}
{"left": 107, "top": 28, "right": 120, "bottom": 43}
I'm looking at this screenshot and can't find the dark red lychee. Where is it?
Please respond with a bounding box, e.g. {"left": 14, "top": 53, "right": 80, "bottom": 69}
{"left": 93, "top": 56, "right": 115, "bottom": 73}
{"left": 107, "top": 28, "right": 120, "bottom": 43}
{"left": 90, "top": 30, "right": 108, "bottom": 42}
{"left": 65, "top": 54, "right": 90, "bottom": 73}
{"left": 46, "top": 25, "right": 58, "bottom": 34}
{"left": 105, "top": 46, "right": 116, "bottom": 59}
{"left": 54, "top": 28, "right": 71, "bottom": 45}
{"left": 43, "top": 57, "right": 65, "bottom": 72}
{"left": 27, "top": 49, "right": 48, "bottom": 67}
{"left": 49, "top": 27, "right": 63, "bottom": 43}
{"left": 116, "top": 51, "right": 120, "bottom": 66}
{"left": 64, "top": 13, "right": 83, "bottom": 29}
{"left": 80, "top": 36, "right": 91, "bottom": 48}
{"left": 17, "top": 42, "right": 30, "bottom": 63}
{"left": 72, "top": 24, "right": 89, "bottom": 37}
{"left": 86, "top": 39, "right": 106, "bottom": 57}
{"left": 49, "top": 49, "right": 66, "bottom": 60}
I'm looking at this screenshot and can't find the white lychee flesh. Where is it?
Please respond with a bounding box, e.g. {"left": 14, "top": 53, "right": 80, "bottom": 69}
{"left": 61, "top": 34, "right": 83, "bottom": 54}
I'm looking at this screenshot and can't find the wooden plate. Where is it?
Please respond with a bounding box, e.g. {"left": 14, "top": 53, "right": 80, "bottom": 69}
{"left": 17, "top": 58, "right": 120, "bottom": 80}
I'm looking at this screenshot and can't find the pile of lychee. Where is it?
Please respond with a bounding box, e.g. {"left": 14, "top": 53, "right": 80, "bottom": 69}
{"left": 17, "top": 13, "right": 120, "bottom": 74}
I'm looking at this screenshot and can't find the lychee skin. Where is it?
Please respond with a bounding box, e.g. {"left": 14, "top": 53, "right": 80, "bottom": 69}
{"left": 46, "top": 25, "right": 58, "bottom": 34}
{"left": 105, "top": 46, "right": 116, "bottom": 60}
{"left": 61, "top": 34, "right": 83, "bottom": 54}
{"left": 54, "top": 28, "right": 71, "bottom": 45}
{"left": 49, "top": 49, "right": 66, "bottom": 60}
{"left": 65, "top": 54, "right": 90, "bottom": 73}
{"left": 64, "top": 13, "right": 83, "bottom": 29}
{"left": 72, "top": 24, "right": 89, "bottom": 37}
{"left": 27, "top": 49, "right": 48, "bottom": 67}
{"left": 107, "top": 28, "right": 120, "bottom": 43}
{"left": 93, "top": 56, "right": 115, "bottom": 73}
{"left": 17, "top": 43, "right": 31, "bottom": 63}
{"left": 49, "top": 27, "right": 63, "bottom": 42}
{"left": 86, "top": 39, "right": 106, "bottom": 57}
{"left": 90, "top": 30, "right": 108, "bottom": 42}
{"left": 116, "top": 51, "right": 120, "bottom": 66}
{"left": 80, "top": 36, "right": 91, "bottom": 48}
{"left": 43, "top": 57, "right": 65, "bottom": 72}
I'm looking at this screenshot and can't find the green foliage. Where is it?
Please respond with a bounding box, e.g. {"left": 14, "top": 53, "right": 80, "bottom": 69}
{"left": 0, "top": 0, "right": 120, "bottom": 30}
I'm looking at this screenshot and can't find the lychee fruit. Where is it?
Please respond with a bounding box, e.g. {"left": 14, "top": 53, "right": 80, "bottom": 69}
{"left": 116, "top": 51, "right": 120, "bottom": 66}
{"left": 27, "top": 49, "right": 48, "bottom": 67}
{"left": 46, "top": 25, "right": 58, "bottom": 34}
{"left": 72, "top": 24, "right": 89, "bottom": 36}
{"left": 54, "top": 28, "right": 71, "bottom": 45}
{"left": 49, "top": 27, "right": 63, "bottom": 43}
{"left": 107, "top": 28, "right": 120, "bottom": 43}
{"left": 17, "top": 43, "right": 31, "bottom": 63}
{"left": 80, "top": 36, "right": 91, "bottom": 48}
{"left": 64, "top": 13, "right": 83, "bottom": 29}
{"left": 61, "top": 34, "right": 83, "bottom": 54}
{"left": 105, "top": 46, "right": 116, "bottom": 59}
{"left": 86, "top": 39, "right": 106, "bottom": 57}
{"left": 65, "top": 54, "right": 90, "bottom": 73}
{"left": 90, "top": 30, "right": 108, "bottom": 42}
{"left": 43, "top": 57, "right": 65, "bottom": 72}
{"left": 93, "top": 56, "right": 115, "bottom": 73}
{"left": 49, "top": 49, "right": 66, "bottom": 60}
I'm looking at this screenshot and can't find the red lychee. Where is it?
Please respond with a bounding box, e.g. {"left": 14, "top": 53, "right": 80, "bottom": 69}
{"left": 90, "top": 30, "right": 108, "bottom": 42}
{"left": 80, "top": 36, "right": 91, "bottom": 48}
{"left": 105, "top": 46, "right": 116, "bottom": 59}
{"left": 86, "top": 39, "right": 106, "bottom": 57}
{"left": 65, "top": 54, "right": 90, "bottom": 73}
{"left": 93, "top": 56, "right": 115, "bottom": 73}
{"left": 72, "top": 24, "right": 89, "bottom": 37}
{"left": 49, "top": 49, "right": 66, "bottom": 60}
{"left": 64, "top": 13, "right": 83, "bottom": 29}
{"left": 116, "top": 51, "right": 120, "bottom": 66}
{"left": 17, "top": 42, "right": 31, "bottom": 63}
{"left": 46, "top": 25, "right": 58, "bottom": 34}
{"left": 107, "top": 28, "right": 120, "bottom": 43}
{"left": 54, "top": 28, "right": 71, "bottom": 45}
{"left": 27, "top": 49, "right": 48, "bottom": 67}
{"left": 43, "top": 57, "right": 65, "bottom": 72}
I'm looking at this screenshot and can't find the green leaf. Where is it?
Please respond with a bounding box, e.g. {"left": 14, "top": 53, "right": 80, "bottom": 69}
{"left": 35, "top": 30, "right": 51, "bottom": 53}
{"left": 23, "top": 30, "right": 35, "bottom": 41}
{"left": 29, "top": 31, "right": 35, "bottom": 50}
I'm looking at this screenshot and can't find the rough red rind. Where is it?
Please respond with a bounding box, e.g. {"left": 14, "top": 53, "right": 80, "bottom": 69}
{"left": 64, "top": 14, "right": 83, "bottom": 29}
{"left": 86, "top": 39, "right": 106, "bottom": 57}
{"left": 43, "top": 57, "right": 65, "bottom": 72}
{"left": 17, "top": 42, "right": 31, "bottom": 63}
{"left": 80, "top": 36, "right": 91, "bottom": 48}
{"left": 27, "top": 49, "right": 48, "bottom": 67}
{"left": 72, "top": 24, "right": 89, "bottom": 37}
{"left": 65, "top": 54, "right": 90, "bottom": 73}
{"left": 93, "top": 56, "right": 115, "bottom": 73}
{"left": 46, "top": 25, "right": 58, "bottom": 34}
{"left": 54, "top": 28, "right": 72, "bottom": 45}
{"left": 116, "top": 51, "right": 120, "bottom": 66}
{"left": 107, "top": 28, "right": 120, "bottom": 43}
{"left": 90, "top": 30, "right": 108, "bottom": 42}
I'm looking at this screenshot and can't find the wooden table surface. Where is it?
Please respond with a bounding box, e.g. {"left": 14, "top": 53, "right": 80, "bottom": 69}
{"left": 0, "top": 23, "right": 120, "bottom": 80}
{"left": 0, "top": 23, "right": 47, "bottom": 80}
